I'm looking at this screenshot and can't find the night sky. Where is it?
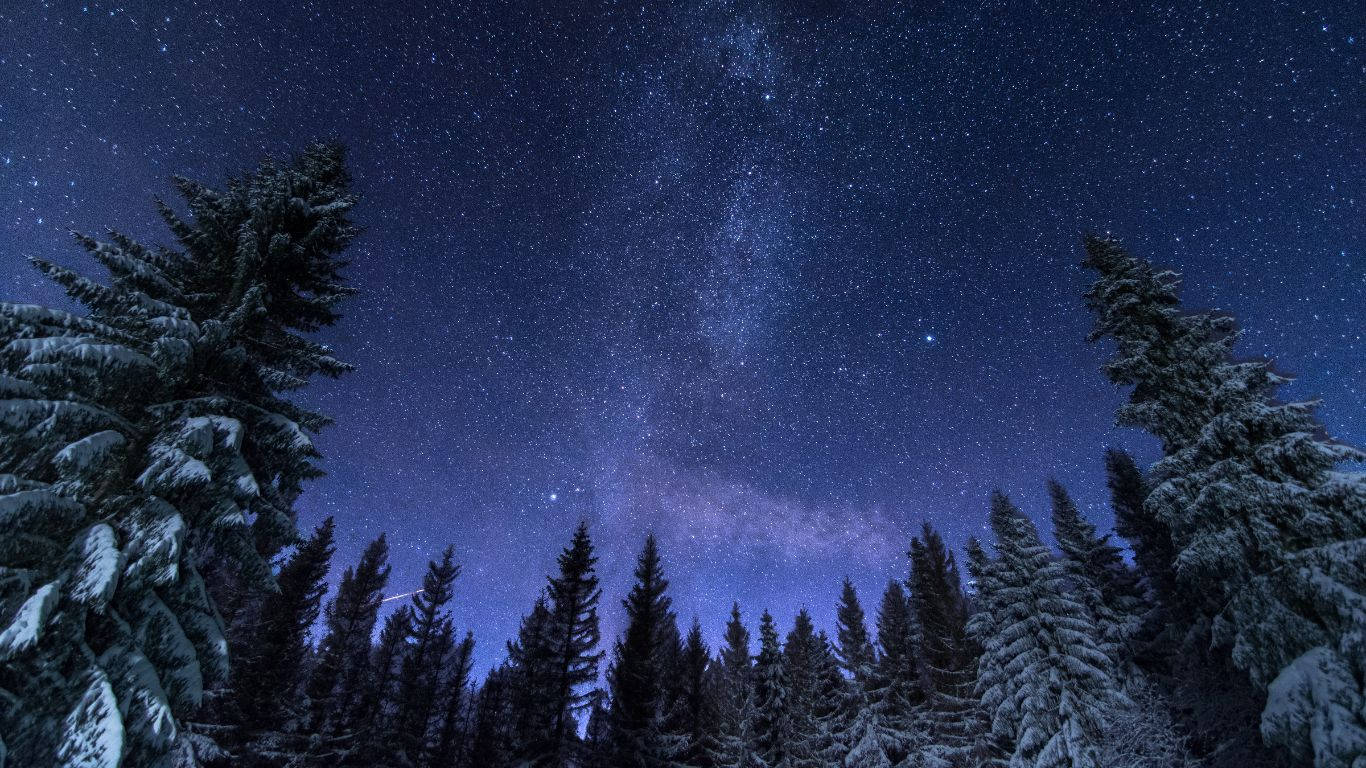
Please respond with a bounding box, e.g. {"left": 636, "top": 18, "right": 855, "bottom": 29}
{"left": 4, "top": 1, "right": 1362, "bottom": 675}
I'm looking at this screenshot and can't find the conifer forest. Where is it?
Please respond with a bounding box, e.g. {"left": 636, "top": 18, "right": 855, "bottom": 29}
{"left": 2, "top": 3, "right": 1363, "bottom": 768}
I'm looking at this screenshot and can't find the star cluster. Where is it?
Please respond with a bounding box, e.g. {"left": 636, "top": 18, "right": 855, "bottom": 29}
{"left": 3, "top": 0, "right": 1361, "bottom": 673}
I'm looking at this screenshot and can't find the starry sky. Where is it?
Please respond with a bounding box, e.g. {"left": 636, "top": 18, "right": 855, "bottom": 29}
{"left": 4, "top": 1, "right": 1362, "bottom": 675}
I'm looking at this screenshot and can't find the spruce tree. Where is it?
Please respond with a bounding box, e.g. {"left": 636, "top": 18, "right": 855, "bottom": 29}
{"left": 1085, "top": 236, "right": 1366, "bottom": 766}
{"left": 975, "top": 491, "right": 1119, "bottom": 768}
{"left": 800, "top": 632, "right": 848, "bottom": 768}
{"left": 782, "top": 610, "right": 821, "bottom": 768}
{"left": 468, "top": 666, "right": 516, "bottom": 768}
{"left": 544, "top": 521, "right": 603, "bottom": 766}
{"left": 307, "top": 534, "right": 392, "bottom": 742}
{"left": 1103, "top": 448, "right": 1176, "bottom": 609}
{"left": 394, "top": 546, "right": 462, "bottom": 763}
{"left": 353, "top": 605, "right": 412, "bottom": 763}
{"left": 506, "top": 595, "right": 558, "bottom": 763}
{"left": 425, "top": 631, "right": 475, "bottom": 768}
{"left": 963, "top": 537, "right": 1009, "bottom": 767}
{"left": 874, "top": 580, "right": 919, "bottom": 714}
{"left": 710, "top": 604, "right": 759, "bottom": 768}
{"left": 233, "top": 517, "right": 336, "bottom": 763}
{"left": 0, "top": 143, "right": 356, "bottom": 767}
{"left": 752, "top": 611, "right": 792, "bottom": 768}
{"left": 909, "top": 522, "right": 977, "bottom": 765}
{"left": 608, "top": 535, "right": 676, "bottom": 768}
{"left": 834, "top": 578, "right": 876, "bottom": 682}
{"left": 1047, "top": 480, "right": 1142, "bottom": 669}
{"left": 665, "top": 619, "right": 713, "bottom": 768}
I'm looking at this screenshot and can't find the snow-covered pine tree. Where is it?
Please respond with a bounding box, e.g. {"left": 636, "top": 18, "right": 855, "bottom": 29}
{"left": 963, "top": 537, "right": 1008, "bottom": 768}
{"left": 908, "top": 522, "right": 977, "bottom": 767}
{"left": 782, "top": 610, "right": 821, "bottom": 768}
{"left": 306, "top": 534, "right": 392, "bottom": 746}
{"left": 834, "top": 578, "right": 876, "bottom": 684}
{"left": 709, "top": 604, "right": 760, "bottom": 768}
{"left": 543, "top": 521, "right": 603, "bottom": 767}
{"left": 800, "top": 632, "right": 849, "bottom": 768}
{"left": 752, "top": 611, "right": 792, "bottom": 768}
{"left": 872, "top": 580, "right": 921, "bottom": 761}
{"left": 1046, "top": 480, "right": 1142, "bottom": 672}
{"left": 975, "top": 491, "right": 1120, "bottom": 768}
{"left": 607, "top": 535, "right": 676, "bottom": 768}
{"left": 1084, "top": 236, "right": 1366, "bottom": 766}
{"left": 232, "top": 517, "right": 335, "bottom": 763}
{"left": 0, "top": 143, "right": 357, "bottom": 767}
{"left": 394, "top": 546, "right": 461, "bottom": 763}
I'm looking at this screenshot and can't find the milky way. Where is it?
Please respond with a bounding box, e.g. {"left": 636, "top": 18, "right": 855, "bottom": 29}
{"left": 4, "top": 1, "right": 1362, "bottom": 674}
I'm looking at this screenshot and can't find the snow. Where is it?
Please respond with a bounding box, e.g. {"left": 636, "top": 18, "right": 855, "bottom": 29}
{"left": 57, "top": 668, "right": 125, "bottom": 768}
{"left": 54, "top": 430, "right": 127, "bottom": 475}
{"left": 69, "top": 524, "right": 123, "bottom": 609}
{"left": 0, "top": 580, "right": 61, "bottom": 660}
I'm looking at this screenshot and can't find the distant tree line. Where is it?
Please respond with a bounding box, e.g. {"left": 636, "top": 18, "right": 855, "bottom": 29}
{"left": 0, "top": 145, "right": 1362, "bottom": 768}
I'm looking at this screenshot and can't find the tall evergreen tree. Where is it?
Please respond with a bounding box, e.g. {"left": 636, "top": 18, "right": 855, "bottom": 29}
{"left": 424, "top": 632, "right": 475, "bottom": 768}
{"left": 543, "top": 521, "right": 603, "bottom": 767}
{"left": 307, "top": 534, "right": 392, "bottom": 741}
{"left": 782, "top": 610, "right": 821, "bottom": 768}
{"left": 394, "top": 546, "right": 462, "bottom": 763}
{"left": 666, "top": 619, "right": 713, "bottom": 768}
{"left": 1047, "top": 480, "right": 1142, "bottom": 669}
{"left": 1085, "top": 236, "right": 1366, "bottom": 766}
{"left": 0, "top": 143, "right": 357, "bottom": 767}
{"left": 467, "top": 666, "right": 516, "bottom": 768}
{"left": 506, "top": 595, "right": 558, "bottom": 763}
{"left": 975, "top": 491, "right": 1119, "bottom": 768}
{"left": 909, "top": 522, "right": 977, "bottom": 765}
{"left": 834, "top": 578, "right": 876, "bottom": 682}
{"left": 710, "top": 604, "right": 759, "bottom": 768}
{"left": 233, "top": 517, "right": 336, "bottom": 762}
{"left": 1103, "top": 448, "right": 1176, "bottom": 610}
{"left": 608, "top": 535, "right": 676, "bottom": 768}
{"left": 752, "top": 611, "right": 792, "bottom": 768}
{"left": 354, "top": 605, "right": 412, "bottom": 761}
{"left": 963, "top": 537, "right": 1009, "bottom": 768}
{"left": 874, "top": 580, "right": 919, "bottom": 714}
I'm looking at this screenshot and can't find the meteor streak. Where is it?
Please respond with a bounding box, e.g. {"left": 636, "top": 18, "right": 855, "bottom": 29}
{"left": 381, "top": 589, "right": 423, "bottom": 603}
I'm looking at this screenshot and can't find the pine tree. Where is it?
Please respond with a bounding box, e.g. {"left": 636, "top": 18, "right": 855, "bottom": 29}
{"left": 975, "top": 491, "right": 1119, "bottom": 768}
{"left": 752, "top": 611, "right": 792, "bottom": 767}
{"left": 799, "top": 633, "right": 848, "bottom": 768}
{"left": 1085, "top": 236, "right": 1366, "bottom": 766}
{"left": 0, "top": 143, "right": 357, "bottom": 767}
{"left": 506, "top": 595, "right": 558, "bottom": 763}
{"left": 963, "top": 537, "right": 1008, "bottom": 768}
{"left": 1047, "top": 480, "right": 1142, "bottom": 669}
{"left": 467, "top": 666, "right": 516, "bottom": 768}
{"left": 874, "top": 580, "right": 919, "bottom": 713}
{"left": 909, "top": 522, "right": 977, "bottom": 765}
{"left": 394, "top": 546, "right": 462, "bottom": 764}
{"left": 307, "top": 534, "right": 392, "bottom": 744}
{"left": 834, "top": 578, "right": 876, "bottom": 683}
{"left": 709, "top": 604, "right": 759, "bottom": 768}
{"left": 665, "top": 619, "right": 713, "bottom": 768}
{"left": 608, "top": 535, "right": 676, "bottom": 768}
{"left": 781, "top": 610, "right": 821, "bottom": 768}
{"left": 1103, "top": 449, "right": 1176, "bottom": 610}
{"left": 233, "top": 517, "right": 336, "bottom": 762}
{"left": 424, "top": 632, "right": 475, "bottom": 768}
{"left": 543, "top": 521, "right": 603, "bottom": 767}
{"left": 355, "top": 605, "right": 412, "bottom": 761}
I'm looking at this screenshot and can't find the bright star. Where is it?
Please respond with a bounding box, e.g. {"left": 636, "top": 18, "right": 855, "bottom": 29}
{"left": 925, "top": 334, "right": 935, "bottom": 343}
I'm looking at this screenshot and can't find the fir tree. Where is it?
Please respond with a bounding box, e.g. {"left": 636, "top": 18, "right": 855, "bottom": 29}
{"left": 874, "top": 580, "right": 919, "bottom": 714}
{"left": 1085, "top": 236, "right": 1366, "bottom": 766}
{"left": 781, "top": 610, "right": 821, "bottom": 768}
{"left": 710, "top": 604, "right": 759, "bottom": 768}
{"left": 467, "top": 666, "right": 516, "bottom": 768}
{"left": 908, "top": 522, "right": 977, "bottom": 765}
{"left": 975, "top": 491, "right": 1119, "bottom": 768}
{"left": 424, "top": 632, "right": 475, "bottom": 768}
{"left": 963, "top": 537, "right": 1009, "bottom": 768}
{"left": 307, "top": 534, "right": 392, "bottom": 743}
{"left": 355, "top": 605, "right": 412, "bottom": 759}
{"left": 1103, "top": 448, "right": 1176, "bottom": 610}
{"left": 543, "top": 521, "right": 603, "bottom": 767}
{"left": 752, "top": 611, "right": 792, "bottom": 768}
{"left": 233, "top": 517, "right": 336, "bottom": 763}
{"left": 1047, "top": 479, "right": 1142, "bottom": 669}
{"left": 607, "top": 535, "right": 676, "bottom": 768}
{"left": 506, "top": 595, "right": 558, "bottom": 763}
{"left": 834, "top": 578, "right": 876, "bottom": 682}
{"left": 394, "top": 546, "right": 462, "bottom": 763}
{"left": 0, "top": 143, "right": 356, "bottom": 767}
{"left": 665, "top": 619, "right": 713, "bottom": 768}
